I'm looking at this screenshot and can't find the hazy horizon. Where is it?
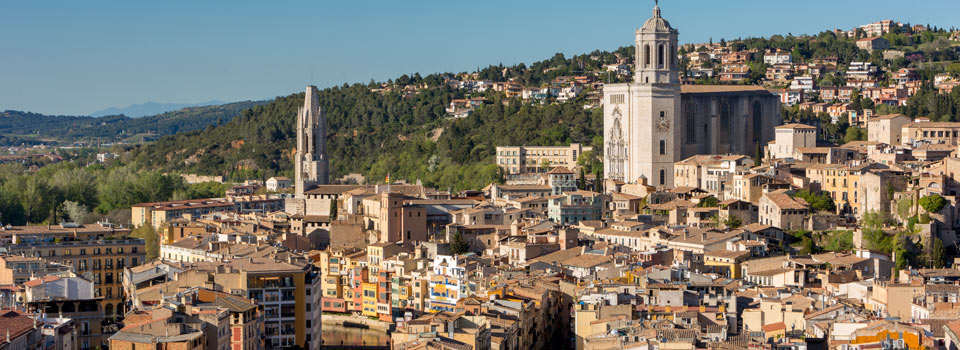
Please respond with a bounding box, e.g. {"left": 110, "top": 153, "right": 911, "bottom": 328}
{"left": 2, "top": 0, "right": 957, "bottom": 115}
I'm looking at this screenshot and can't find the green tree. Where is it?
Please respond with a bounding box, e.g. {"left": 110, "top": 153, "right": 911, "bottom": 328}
{"left": 593, "top": 170, "right": 603, "bottom": 193}
{"left": 698, "top": 196, "right": 719, "bottom": 208}
{"left": 919, "top": 194, "right": 946, "bottom": 214}
{"left": 792, "top": 189, "right": 836, "bottom": 212}
{"left": 539, "top": 159, "right": 552, "bottom": 173}
{"left": 861, "top": 211, "right": 896, "bottom": 254}
{"left": 799, "top": 235, "right": 820, "bottom": 255}
{"left": 450, "top": 231, "right": 470, "bottom": 255}
{"left": 931, "top": 237, "right": 946, "bottom": 268}
{"left": 723, "top": 215, "right": 743, "bottom": 229}
{"left": 131, "top": 224, "right": 160, "bottom": 260}
{"left": 842, "top": 127, "right": 867, "bottom": 144}
{"left": 754, "top": 141, "right": 762, "bottom": 166}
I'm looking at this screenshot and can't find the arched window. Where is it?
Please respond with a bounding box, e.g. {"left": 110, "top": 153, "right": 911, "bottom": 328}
{"left": 658, "top": 44, "right": 665, "bottom": 69}
{"left": 659, "top": 140, "right": 665, "bottom": 155}
{"left": 753, "top": 101, "right": 763, "bottom": 142}
{"left": 685, "top": 103, "right": 697, "bottom": 144}
{"left": 720, "top": 102, "right": 731, "bottom": 144}
{"left": 644, "top": 44, "right": 651, "bottom": 67}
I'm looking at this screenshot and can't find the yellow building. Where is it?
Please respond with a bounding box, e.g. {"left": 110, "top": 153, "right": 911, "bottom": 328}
{"left": 807, "top": 163, "right": 880, "bottom": 216}
{"left": 850, "top": 322, "right": 923, "bottom": 350}
{"left": 361, "top": 282, "right": 378, "bottom": 317}
{"left": 704, "top": 250, "right": 750, "bottom": 278}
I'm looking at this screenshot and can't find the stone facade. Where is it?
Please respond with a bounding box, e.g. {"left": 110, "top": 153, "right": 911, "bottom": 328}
{"left": 603, "top": 6, "right": 780, "bottom": 187}
{"left": 294, "top": 85, "right": 329, "bottom": 197}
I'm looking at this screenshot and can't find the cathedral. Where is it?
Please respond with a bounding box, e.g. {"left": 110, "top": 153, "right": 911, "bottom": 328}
{"left": 603, "top": 4, "right": 781, "bottom": 187}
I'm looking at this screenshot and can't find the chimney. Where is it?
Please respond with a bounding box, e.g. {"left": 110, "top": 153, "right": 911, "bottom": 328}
{"left": 702, "top": 232, "right": 707, "bottom": 242}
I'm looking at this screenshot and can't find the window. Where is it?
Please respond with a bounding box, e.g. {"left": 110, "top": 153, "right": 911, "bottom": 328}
{"left": 644, "top": 44, "right": 651, "bottom": 67}
{"left": 660, "top": 170, "right": 665, "bottom": 185}
{"left": 658, "top": 44, "right": 665, "bottom": 68}
{"left": 753, "top": 101, "right": 763, "bottom": 142}
{"left": 685, "top": 105, "right": 696, "bottom": 143}
{"left": 659, "top": 140, "right": 666, "bottom": 155}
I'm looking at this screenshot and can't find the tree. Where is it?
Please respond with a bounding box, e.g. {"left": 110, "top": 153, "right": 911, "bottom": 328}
{"left": 593, "top": 170, "right": 603, "bottom": 194}
{"left": 578, "top": 168, "right": 587, "bottom": 190}
{"left": 62, "top": 200, "right": 90, "bottom": 224}
{"left": 698, "top": 196, "right": 719, "bottom": 208}
{"left": 799, "top": 235, "right": 820, "bottom": 255}
{"left": 539, "top": 159, "right": 552, "bottom": 173}
{"left": 792, "top": 189, "right": 836, "bottom": 212}
{"left": 919, "top": 194, "right": 946, "bottom": 214}
{"left": 723, "top": 215, "right": 743, "bottom": 229}
{"left": 450, "top": 231, "right": 470, "bottom": 255}
{"left": 843, "top": 127, "right": 867, "bottom": 144}
{"left": 861, "top": 211, "right": 896, "bottom": 254}
{"left": 329, "top": 199, "right": 338, "bottom": 220}
{"left": 931, "top": 237, "right": 946, "bottom": 268}
{"left": 754, "top": 141, "right": 762, "bottom": 166}
{"left": 130, "top": 224, "right": 160, "bottom": 260}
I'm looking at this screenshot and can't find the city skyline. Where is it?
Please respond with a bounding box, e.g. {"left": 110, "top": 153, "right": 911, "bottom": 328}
{"left": 2, "top": 0, "right": 957, "bottom": 115}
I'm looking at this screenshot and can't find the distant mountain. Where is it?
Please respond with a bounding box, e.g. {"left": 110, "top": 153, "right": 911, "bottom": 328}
{"left": 0, "top": 100, "right": 268, "bottom": 144}
{"left": 90, "top": 100, "right": 227, "bottom": 118}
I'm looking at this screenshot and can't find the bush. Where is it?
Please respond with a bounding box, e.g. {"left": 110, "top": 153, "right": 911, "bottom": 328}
{"left": 792, "top": 189, "right": 836, "bottom": 212}
{"left": 919, "top": 194, "right": 946, "bottom": 214}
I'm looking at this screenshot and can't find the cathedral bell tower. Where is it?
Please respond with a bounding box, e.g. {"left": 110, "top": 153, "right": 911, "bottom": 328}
{"left": 294, "top": 85, "right": 329, "bottom": 198}
{"left": 602, "top": 2, "right": 681, "bottom": 188}
{"left": 634, "top": 3, "right": 680, "bottom": 86}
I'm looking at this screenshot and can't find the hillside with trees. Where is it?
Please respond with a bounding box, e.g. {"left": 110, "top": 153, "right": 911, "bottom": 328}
{"left": 128, "top": 80, "right": 602, "bottom": 190}
{"left": 0, "top": 100, "right": 266, "bottom": 145}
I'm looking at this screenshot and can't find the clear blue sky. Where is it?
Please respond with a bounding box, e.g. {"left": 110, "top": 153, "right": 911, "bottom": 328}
{"left": 2, "top": 0, "right": 957, "bottom": 115}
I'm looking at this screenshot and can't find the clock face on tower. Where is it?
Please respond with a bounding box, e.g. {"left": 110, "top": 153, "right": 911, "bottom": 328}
{"left": 656, "top": 113, "right": 670, "bottom": 132}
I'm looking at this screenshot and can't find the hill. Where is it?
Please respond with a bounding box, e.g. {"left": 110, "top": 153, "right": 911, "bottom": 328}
{"left": 0, "top": 100, "right": 267, "bottom": 145}
{"left": 90, "top": 100, "right": 227, "bottom": 118}
{"left": 129, "top": 82, "right": 603, "bottom": 190}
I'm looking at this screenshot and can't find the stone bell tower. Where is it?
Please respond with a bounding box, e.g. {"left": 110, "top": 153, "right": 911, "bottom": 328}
{"left": 294, "top": 85, "right": 329, "bottom": 197}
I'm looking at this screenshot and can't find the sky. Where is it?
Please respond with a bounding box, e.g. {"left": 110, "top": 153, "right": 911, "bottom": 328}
{"left": 2, "top": 0, "right": 958, "bottom": 116}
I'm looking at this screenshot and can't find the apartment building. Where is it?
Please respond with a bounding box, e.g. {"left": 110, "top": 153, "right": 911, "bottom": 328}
{"left": 901, "top": 122, "right": 960, "bottom": 146}
{"left": 0, "top": 255, "right": 71, "bottom": 285}
{"left": 3, "top": 223, "right": 145, "bottom": 320}
{"left": 175, "top": 257, "right": 322, "bottom": 350}
{"left": 23, "top": 276, "right": 105, "bottom": 350}
{"left": 428, "top": 255, "right": 467, "bottom": 313}
{"left": 496, "top": 143, "right": 592, "bottom": 175}
{"left": 132, "top": 196, "right": 284, "bottom": 229}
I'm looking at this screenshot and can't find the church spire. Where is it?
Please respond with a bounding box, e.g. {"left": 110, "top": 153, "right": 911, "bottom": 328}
{"left": 653, "top": 0, "right": 661, "bottom": 18}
